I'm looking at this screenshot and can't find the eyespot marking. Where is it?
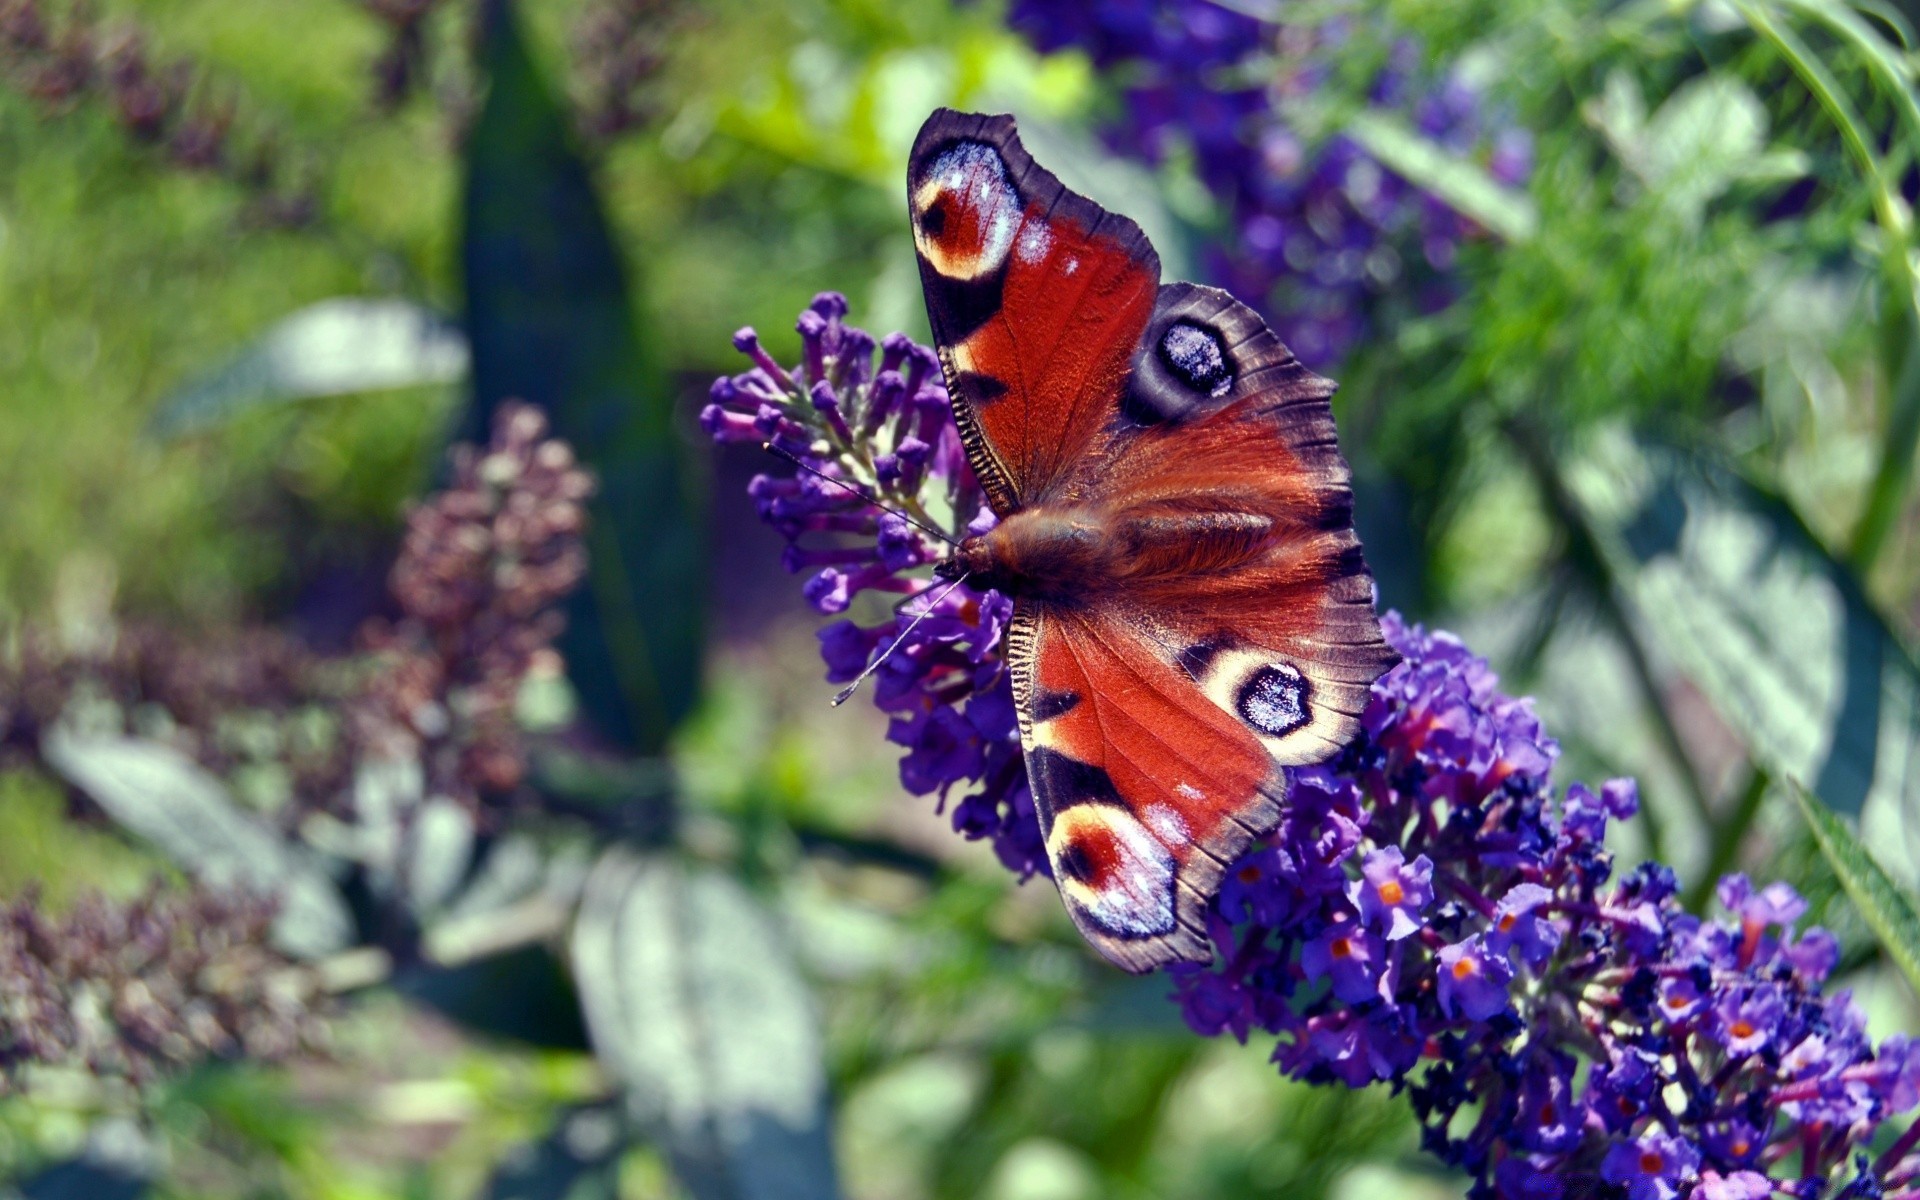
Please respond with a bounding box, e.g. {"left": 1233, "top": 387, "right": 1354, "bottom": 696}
{"left": 1236, "top": 663, "right": 1310, "bottom": 737}
{"left": 1159, "top": 321, "right": 1233, "bottom": 398}
{"left": 913, "top": 142, "right": 1020, "bottom": 280}
{"left": 1048, "top": 804, "right": 1177, "bottom": 938}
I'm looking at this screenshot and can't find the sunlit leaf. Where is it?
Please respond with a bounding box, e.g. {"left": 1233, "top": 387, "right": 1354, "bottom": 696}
{"left": 1568, "top": 434, "right": 1920, "bottom": 822}
{"left": 40, "top": 730, "right": 353, "bottom": 959}
{"left": 571, "top": 849, "right": 842, "bottom": 1200}
{"left": 1343, "top": 110, "right": 1539, "bottom": 243}
{"left": 461, "top": 0, "right": 704, "bottom": 755}
{"left": 148, "top": 299, "right": 467, "bottom": 438}
{"left": 1783, "top": 776, "right": 1920, "bottom": 998}
{"left": 1588, "top": 72, "right": 1805, "bottom": 224}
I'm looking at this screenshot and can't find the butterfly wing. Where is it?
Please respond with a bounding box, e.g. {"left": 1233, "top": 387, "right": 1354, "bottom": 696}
{"left": 1007, "top": 602, "right": 1284, "bottom": 971}
{"left": 908, "top": 108, "right": 1160, "bottom": 512}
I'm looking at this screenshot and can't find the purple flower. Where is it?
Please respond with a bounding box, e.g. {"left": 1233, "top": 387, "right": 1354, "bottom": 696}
{"left": 1301, "top": 918, "right": 1389, "bottom": 1004}
{"left": 1514, "top": 1052, "right": 1582, "bottom": 1153}
{"left": 1712, "top": 988, "right": 1783, "bottom": 1058}
{"left": 720, "top": 295, "right": 1920, "bottom": 1200}
{"left": 1487, "top": 882, "right": 1561, "bottom": 968}
{"left": 1347, "top": 846, "right": 1433, "bottom": 940}
{"left": 1602, "top": 1130, "right": 1700, "bottom": 1200}
{"left": 1435, "top": 935, "right": 1513, "bottom": 1021}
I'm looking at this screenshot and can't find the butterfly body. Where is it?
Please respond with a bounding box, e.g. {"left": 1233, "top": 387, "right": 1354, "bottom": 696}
{"left": 908, "top": 109, "right": 1396, "bottom": 973}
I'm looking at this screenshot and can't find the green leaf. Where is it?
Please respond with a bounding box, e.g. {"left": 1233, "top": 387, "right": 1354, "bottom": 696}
{"left": 1784, "top": 776, "right": 1920, "bottom": 997}
{"left": 1588, "top": 72, "right": 1807, "bottom": 224}
{"left": 571, "top": 849, "right": 842, "bottom": 1200}
{"left": 39, "top": 730, "right": 354, "bottom": 959}
{"left": 461, "top": 0, "right": 703, "bottom": 755}
{"left": 1342, "top": 110, "right": 1539, "bottom": 243}
{"left": 1567, "top": 434, "right": 1920, "bottom": 821}
{"left": 349, "top": 760, "right": 476, "bottom": 918}
{"left": 148, "top": 299, "right": 468, "bottom": 438}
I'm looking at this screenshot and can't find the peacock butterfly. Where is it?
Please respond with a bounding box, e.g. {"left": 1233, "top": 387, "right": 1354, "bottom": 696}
{"left": 908, "top": 108, "right": 1397, "bottom": 973}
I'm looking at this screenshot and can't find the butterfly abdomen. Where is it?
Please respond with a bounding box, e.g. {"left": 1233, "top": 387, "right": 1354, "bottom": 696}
{"left": 954, "top": 500, "right": 1286, "bottom": 603}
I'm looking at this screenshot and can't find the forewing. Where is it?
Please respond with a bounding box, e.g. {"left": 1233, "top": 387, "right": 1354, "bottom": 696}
{"left": 1008, "top": 601, "right": 1282, "bottom": 973}
{"left": 908, "top": 109, "right": 1161, "bottom": 513}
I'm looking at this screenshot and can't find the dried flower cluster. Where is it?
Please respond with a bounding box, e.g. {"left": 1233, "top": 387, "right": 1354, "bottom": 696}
{"left": 4, "top": 405, "right": 595, "bottom": 829}
{"left": 0, "top": 624, "right": 349, "bottom": 822}
{"left": 358, "top": 0, "right": 449, "bottom": 111}
{"left": 570, "top": 0, "right": 681, "bottom": 143}
{"left": 717, "top": 297, "right": 1920, "bottom": 1198}
{"left": 0, "top": 886, "right": 324, "bottom": 1091}
{"left": 0, "top": 0, "right": 316, "bottom": 225}
{"left": 355, "top": 402, "right": 595, "bottom": 810}
{"left": 1004, "top": 2, "right": 1531, "bottom": 366}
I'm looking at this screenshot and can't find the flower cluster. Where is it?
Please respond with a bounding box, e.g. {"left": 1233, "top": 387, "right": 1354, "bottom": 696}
{"left": 1178, "top": 616, "right": 1920, "bottom": 1197}
{"left": 1003, "top": 2, "right": 1531, "bottom": 366}
{"left": 570, "top": 0, "right": 683, "bottom": 144}
{"left": 2, "top": 405, "right": 596, "bottom": 827}
{"left": 704, "top": 295, "right": 1043, "bottom": 877}
{"left": 355, "top": 402, "right": 595, "bottom": 811}
{"left": 0, "top": 623, "right": 350, "bottom": 822}
{"left": 0, "top": 885, "right": 325, "bottom": 1091}
{"left": 719, "top": 298, "right": 1920, "bottom": 1197}
{"left": 0, "top": 0, "right": 316, "bottom": 226}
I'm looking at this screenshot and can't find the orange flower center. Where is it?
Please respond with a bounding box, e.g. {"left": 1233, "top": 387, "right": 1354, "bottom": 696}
{"left": 1639, "top": 1152, "right": 1665, "bottom": 1175}
{"left": 1238, "top": 866, "right": 1262, "bottom": 884}
{"left": 1663, "top": 994, "right": 1688, "bottom": 1011}
{"left": 1498, "top": 913, "right": 1517, "bottom": 933}
{"left": 1451, "top": 956, "right": 1479, "bottom": 980}
{"left": 1377, "top": 880, "right": 1406, "bottom": 906}
{"left": 1331, "top": 937, "right": 1353, "bottom": 959}
{"left": 1731, "top": 1020, "right": 1756, "bottom": 1040}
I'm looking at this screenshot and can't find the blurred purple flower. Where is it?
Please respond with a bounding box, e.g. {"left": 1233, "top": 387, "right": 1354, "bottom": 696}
{"left": 1002, "top": 1, "right": 1532, "bottom": 367}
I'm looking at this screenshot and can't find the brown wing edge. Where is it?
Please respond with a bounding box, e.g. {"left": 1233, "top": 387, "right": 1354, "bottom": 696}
{"left": 1006, "top": 602, "right": 1289, "bottom": 974}
{"left": 907, "top": 108, "right": 1163, "bottom": 515}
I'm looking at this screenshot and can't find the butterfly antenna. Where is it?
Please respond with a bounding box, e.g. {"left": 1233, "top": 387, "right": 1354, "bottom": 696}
{"left": 831, "top": 571, "right": 972, "bottom": 707}
{"left": 761, "top": 442, "right": 960, "bottom": 548}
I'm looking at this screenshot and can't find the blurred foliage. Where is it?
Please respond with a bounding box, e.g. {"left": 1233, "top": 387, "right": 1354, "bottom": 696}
{"left": 4, "top": 0, "right": 1920, "bottom": 1196}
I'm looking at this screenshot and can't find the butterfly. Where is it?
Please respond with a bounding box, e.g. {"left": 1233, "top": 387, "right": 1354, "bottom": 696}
{"left": 907, "top": 108, "right": 1397, "bottom": 973}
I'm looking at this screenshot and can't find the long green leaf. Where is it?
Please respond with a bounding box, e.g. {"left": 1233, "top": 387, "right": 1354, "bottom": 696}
{"left": 39, "top": 730, "right": 354, "bottom": 959}
{"left": 1344, "top": 110, "right": 1539, "bottom": 243}
{"left": 148, "top": 299, "right": 468, "bottom": 438}
{"left": 461, "top": 0, "right": 704, "bottom": 755}
{"left": 1567, "top": 434, "right": 1920, "bottom": 821}
{"left": 571, "top": 849, "right": 842, "bottom": 1200}
{"left": 1784, "top": 776, "right": 1920, "bottom": 998}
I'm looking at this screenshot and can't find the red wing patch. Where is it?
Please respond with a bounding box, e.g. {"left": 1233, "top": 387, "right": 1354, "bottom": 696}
{"left": 1008, "top": 602, "right": 1283, "bottom": 973}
